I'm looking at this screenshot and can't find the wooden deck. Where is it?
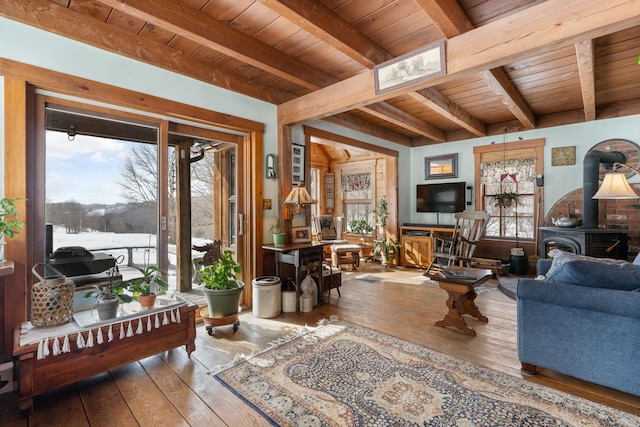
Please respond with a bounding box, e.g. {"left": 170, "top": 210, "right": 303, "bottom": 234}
{"left": 1, "top": 263, "right": 638, "bottom": 425}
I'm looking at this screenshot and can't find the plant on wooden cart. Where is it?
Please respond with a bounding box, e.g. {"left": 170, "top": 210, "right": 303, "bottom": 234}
{"left": 126, "top": 265, "right": 169, "bottom": 308}
{"left": 0, "top": 197, "right": 25, "bottom": 261}
{"left": 374, "top": 237, "right": 402, "bottom": 266}
{"left": 198, "top": 250, "right": 245, "bottom": 318}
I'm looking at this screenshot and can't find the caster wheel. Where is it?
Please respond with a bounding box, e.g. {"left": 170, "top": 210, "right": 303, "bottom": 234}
{"left": 232, "top": 319, "right": 240, "bottom": 332}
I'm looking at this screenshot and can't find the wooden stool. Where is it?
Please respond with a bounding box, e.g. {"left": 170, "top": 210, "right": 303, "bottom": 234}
{"left": 330, "top": 244, "right": 361, "bottom": 270}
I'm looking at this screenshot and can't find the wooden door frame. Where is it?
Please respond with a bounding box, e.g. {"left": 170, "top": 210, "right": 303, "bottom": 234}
{"left": 2, "top": 59, "right": 264, "bottom": 330}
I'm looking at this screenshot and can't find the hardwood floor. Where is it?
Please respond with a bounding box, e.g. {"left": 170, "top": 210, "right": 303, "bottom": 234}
{"left": 1, "top": 263, "right": 638, "bottom": 426}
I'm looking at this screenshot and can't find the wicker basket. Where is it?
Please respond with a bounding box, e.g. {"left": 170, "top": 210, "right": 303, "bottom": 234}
{"left": 31, "top": 263, "right": 75, "bottom": 327}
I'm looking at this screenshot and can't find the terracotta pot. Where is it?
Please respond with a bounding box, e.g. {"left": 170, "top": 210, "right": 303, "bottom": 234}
{"left": 138, "top": 293, "right": 157, "bottom": 309}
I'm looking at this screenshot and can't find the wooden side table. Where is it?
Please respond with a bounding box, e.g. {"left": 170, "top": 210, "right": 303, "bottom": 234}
{"left": 428, "top": 267, "right": 492, "bottom": 336}
{"left": 13, "top": 301, "right": 196, "bottom": 414}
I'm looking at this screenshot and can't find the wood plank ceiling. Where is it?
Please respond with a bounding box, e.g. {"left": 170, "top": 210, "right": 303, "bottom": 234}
{"left": 3, "top": 0, "right": 640, "bottom": 147}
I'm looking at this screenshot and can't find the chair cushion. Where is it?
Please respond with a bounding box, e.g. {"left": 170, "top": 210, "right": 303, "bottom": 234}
{"left": 544, "top": 249, "right": 626, "bottom": 278}
{"left": 330, "top": 244, "right": 362, "bottom": 252}
{"left": 546, "top": 259, "right": 640, "bottom": 291}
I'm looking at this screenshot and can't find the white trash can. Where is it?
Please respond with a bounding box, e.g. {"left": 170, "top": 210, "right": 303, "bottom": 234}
{"left": 252, "top": 276, "right": 281, "bottom": 318}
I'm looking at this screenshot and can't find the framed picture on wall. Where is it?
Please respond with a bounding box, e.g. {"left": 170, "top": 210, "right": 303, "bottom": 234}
{"left": 325, "top": 173, "right": 335, "bottom": 210}
{"left": 424, "top": 153, "right": 458, "bottom": 179}
{"left": 292, "top": 144, "right": 305, "bottom": 184}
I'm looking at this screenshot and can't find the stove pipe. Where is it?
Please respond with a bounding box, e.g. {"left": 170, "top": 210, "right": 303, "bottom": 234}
{"left": 582, "top": 150, "right": 627, "bottom": 228}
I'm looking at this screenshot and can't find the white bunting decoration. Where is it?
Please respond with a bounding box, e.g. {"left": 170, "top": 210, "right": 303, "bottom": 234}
{"left": 62, "top": 334, "right": 70, "bottom": 353}
{"left": 52, "top": 337, "right": 61, "bottom": 356}
{"left": 77, "top": 332, "right": 86, "bottom": 349}
{"left": 25, "top": 304, "right": 187, "bottom": 360}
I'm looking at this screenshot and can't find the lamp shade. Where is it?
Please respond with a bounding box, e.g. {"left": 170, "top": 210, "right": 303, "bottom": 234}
{"left": 283, "top": 184, "right": 315, "bottom": 211}
{"left": 593, "top": 173, "right": 639, "bottom": 199}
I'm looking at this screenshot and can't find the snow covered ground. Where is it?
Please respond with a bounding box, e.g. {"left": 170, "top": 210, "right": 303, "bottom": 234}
{"left": 52, "top": 225, "right": 212, "bottom": 289}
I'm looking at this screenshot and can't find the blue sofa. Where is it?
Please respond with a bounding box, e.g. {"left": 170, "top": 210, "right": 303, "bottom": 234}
{"left": 517, "top": 255, "right": 640, "bottom": 396}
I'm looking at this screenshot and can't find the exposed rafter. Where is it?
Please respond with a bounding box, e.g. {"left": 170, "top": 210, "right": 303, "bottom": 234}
{"left": 99, "top": 0, "right": 335, "bottom": 90}
{"left": 575, "top": 39, "right": 596, "bottom": 121}
{"left": 360, "top": 103, "right": 446, "bottom": 142}
{"left": 417, "top": 0, "right": 534, "bottom": 130}
{"left": 408, "top": 88, "right": 486, "bottom": 137}
{"left": 256, "top": 0, "right": 385, "bottom": 68}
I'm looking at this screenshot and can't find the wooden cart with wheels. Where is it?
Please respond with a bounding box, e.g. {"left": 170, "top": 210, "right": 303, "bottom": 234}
{"left": 200, "top": 307, "right": 240, "bottom": 334}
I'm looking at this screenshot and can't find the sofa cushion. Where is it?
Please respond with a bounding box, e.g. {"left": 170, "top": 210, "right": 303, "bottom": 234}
{"left": 546, "top": 259, "right": 640, "bottom": 291}
{"left": 544, "top": 249, "right": 626, "bottom": 278}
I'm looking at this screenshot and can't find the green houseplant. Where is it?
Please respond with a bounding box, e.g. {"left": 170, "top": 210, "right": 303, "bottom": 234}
{"left": 84, "top": 266, "right": 133, "bottom": 320}
{"left": 126, "top": 265, "right": 169, "bottom": 308}
{"left": 349, "top": 218, "right": 374, "bottom": 256}
{"left": 374, "top": 196, "right": 388, "bottom": 227}
{"left": 268, "top": 215, "right": 286, "bottom": 247}
{"left": 374, "top": 237, "right": 401, "bottom": 266}
{"left": 491, "top": 191, "right": 521, "bottom": 207}
{"left": 198, "top": 250, "right": 245, "bottom": 318}
{"left": 0, "top": 197, "right": 25, "bottom": 261}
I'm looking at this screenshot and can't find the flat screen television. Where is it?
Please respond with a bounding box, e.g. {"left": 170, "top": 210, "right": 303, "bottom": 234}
{"left": 417, "top": 182, "right": 466, "bottom": 213}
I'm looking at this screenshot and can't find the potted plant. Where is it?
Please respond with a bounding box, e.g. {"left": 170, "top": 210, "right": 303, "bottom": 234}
{"left": 268, "top": 215, "right": 286, "bottom": 247}
{"left": 491, "top": 191, "right": 521, "bottom": 207}
{"left": 374, "top": 237, "right": 402, "bottom": 266}
{"left": 198, "top": 250, "right": 244, "bottom": 318}
{"left": 0, "top": 197, "right": 25, "bottom": 261}
{"left": 349, "top": 218, "right": 374, "bottom": 256}
{"left": 84, "top": 266, "right": 133, "bottom": 320}
{"left": 374, "top": 196, "right": 388, "bottom": 227}
{"left": 126, "top": 265, "right": 169, "bottom": 309}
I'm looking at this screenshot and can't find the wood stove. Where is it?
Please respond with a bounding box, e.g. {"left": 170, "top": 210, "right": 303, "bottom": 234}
{"left": 539, "top": 227, "right": 628, "bottom": 260}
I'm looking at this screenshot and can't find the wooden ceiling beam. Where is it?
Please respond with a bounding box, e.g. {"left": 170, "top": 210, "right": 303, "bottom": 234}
{"left": 279, "top": 0, "right": 640, "bottom": 125}
{"left": 409, "top": 88, "right": 486, "bottom": 136}
{"left": 413, "top": 0, "right": 474, "bottom": 38}
{"left": 322, "top": 114, "right": 413, "bottom": 147}
{"left": 0, "top": 0, "right": 290, "bottom": 104}
{"left": 417, "top": 0, "right": 534, "bottom": 130}
{"left": 575, "top": 39, "right": 596, "bottom": 121}
{"left": 99, "top": 0, "right": 335, "bottom": 90}
{"left": 257, "top": 0, "right": 384, "bottom": 68}
{"left": 480, "top": 68, "right": 536, "bottom": 129}
{"left": 360, "top": 103, "right": 446, "bottom": 142}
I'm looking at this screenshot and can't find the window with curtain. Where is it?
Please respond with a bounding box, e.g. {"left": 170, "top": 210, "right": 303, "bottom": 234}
{"left": 480, "top": 148, "right": 537, "bottom": 240}
{"left": 341, "top": 172, "right": 373, "bottom": 231}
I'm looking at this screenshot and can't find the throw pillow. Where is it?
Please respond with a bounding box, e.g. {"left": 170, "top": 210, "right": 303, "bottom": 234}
{"left": 544, "top": 249, "right": 626, "bottom": 278}
{"left": 546, "top": 259, "right": 640, "bottom": 291}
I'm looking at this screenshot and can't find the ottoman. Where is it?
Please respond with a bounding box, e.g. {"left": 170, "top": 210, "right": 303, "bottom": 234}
{"left": 330, "top": 244, "right": 362, "bottom": 270}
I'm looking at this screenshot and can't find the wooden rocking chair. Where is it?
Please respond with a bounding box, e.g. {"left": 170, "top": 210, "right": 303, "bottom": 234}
{"left": 425, "top": 211, "right": 490, "bottom": 275}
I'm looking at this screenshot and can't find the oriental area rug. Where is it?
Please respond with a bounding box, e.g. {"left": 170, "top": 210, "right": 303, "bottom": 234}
{"left": 212, "top": 319, "right": 639, "bottom": 426}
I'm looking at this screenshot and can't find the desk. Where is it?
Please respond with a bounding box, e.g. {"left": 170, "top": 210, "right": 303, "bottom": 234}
{"left": 13, "top": 299, "right": 196, "bottom": 414}
{"left": 263, "top": 243, "right": 327, "bottom": 313}
{"left": 427, "top": 267, "right": 492, "bottom": 336}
